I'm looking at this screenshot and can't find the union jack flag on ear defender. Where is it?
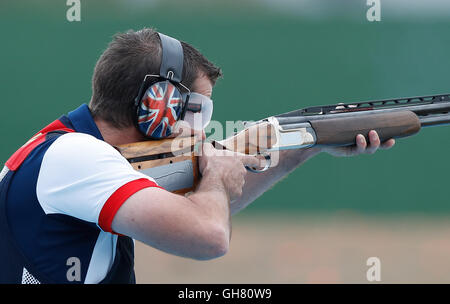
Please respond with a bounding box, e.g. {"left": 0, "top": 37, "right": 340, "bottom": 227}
{"left": 137, "top": 81, "right": 183, "bottom": 138}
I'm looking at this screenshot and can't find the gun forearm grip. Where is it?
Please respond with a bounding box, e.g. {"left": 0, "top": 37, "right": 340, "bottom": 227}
{"left": 310, "top": 110, "right": 421, "bottom": 146}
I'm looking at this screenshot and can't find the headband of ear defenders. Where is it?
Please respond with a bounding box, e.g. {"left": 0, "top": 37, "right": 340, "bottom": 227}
{"left": 158, "top": 32, "right": 184, "bottom": 82}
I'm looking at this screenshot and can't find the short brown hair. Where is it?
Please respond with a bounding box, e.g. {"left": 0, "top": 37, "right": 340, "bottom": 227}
{"left": 89, "top": 28, "right": 222, "bottom": 128}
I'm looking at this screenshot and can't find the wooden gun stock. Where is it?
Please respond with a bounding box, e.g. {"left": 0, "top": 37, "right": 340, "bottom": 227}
{"left": 212, "top": 121, "right": 277, "bottom": 153}
{"left": 115, "top": 123, "right": 277, "bottom": 194}
{"left": 116, "top": 136, "right": 200, "bottom": 195}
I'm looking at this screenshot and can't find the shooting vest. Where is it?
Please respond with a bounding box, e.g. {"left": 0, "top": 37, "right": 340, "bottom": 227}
{"left": 0, "top": 105, "right": 135, "bottom": 284}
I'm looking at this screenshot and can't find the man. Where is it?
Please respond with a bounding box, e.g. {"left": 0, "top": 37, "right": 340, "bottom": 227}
{"left": 0, "top": 28, "right": 394, "bottom": 284}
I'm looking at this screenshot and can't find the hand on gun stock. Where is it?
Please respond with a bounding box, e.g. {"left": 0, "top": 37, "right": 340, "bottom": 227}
{"left": 198, "top": 143, "right": 261, "bottom": 200}
{"left": 320, "top": 130, "right": 396, "bottom": 157}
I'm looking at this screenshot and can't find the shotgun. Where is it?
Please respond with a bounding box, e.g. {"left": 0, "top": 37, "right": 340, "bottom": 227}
{"left": 116, "top": 93, "right": 450, "bottom": 194}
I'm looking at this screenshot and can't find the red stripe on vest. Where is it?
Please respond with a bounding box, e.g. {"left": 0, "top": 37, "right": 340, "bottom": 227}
{"left": 5, "top": 120, "right": 75, "bottom": 171}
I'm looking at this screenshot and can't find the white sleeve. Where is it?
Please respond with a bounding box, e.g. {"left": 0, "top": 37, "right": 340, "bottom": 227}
{"left": 36, "top": 132, "right": 162, "bottom": 232}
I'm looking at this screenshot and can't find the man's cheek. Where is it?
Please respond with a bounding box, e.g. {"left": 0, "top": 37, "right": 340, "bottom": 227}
{"left": 171, "top": 121, "right": 192, "bottom": 137}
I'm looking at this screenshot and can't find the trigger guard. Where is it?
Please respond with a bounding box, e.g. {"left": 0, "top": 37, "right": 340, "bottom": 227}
{"left": 245, "top": 153, "right": 271, "bottom": 173}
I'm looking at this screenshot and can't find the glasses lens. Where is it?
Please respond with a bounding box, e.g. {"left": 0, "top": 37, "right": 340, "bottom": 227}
{"left": 182, "top": 92, "right": 213, "bottom": 131}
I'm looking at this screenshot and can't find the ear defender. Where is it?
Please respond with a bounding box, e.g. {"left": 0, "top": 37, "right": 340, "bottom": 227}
{"left": 134, "top": 32, "right": 188, "bottom": 139}
{"left": 136, "top": 80, "right": 184, "bottom": 138}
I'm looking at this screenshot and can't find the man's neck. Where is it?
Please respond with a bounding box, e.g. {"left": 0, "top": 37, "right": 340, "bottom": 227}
{"left": 94, "top": 119, "right": 146, "bottom": 146}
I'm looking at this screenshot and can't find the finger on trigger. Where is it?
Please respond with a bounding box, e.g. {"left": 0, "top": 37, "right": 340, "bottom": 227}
{"left": 238, "top": 154, "right": 261, "bottom": 168}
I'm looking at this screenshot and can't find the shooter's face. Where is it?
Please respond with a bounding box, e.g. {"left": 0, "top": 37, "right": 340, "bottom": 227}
{"left": 171, "top": 120, "right": 206, "bottom": 141}
{"left": 171, "top": 74, "right": 213, "bottom": 141}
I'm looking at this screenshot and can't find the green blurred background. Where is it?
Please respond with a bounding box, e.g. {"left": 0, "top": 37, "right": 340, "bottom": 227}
{"left": 1, "top": 0, "right": 450, "bottom": 283}
{"left": 1, "top": 0, "right": 449, "bottom": 214}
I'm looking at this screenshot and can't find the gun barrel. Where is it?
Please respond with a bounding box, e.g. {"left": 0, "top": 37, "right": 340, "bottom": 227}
{"left": 420, "top": 114, "right": 450, "bottom": 127}
{"left": 276, "top": 103, "right": 450, "bottom": 126}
